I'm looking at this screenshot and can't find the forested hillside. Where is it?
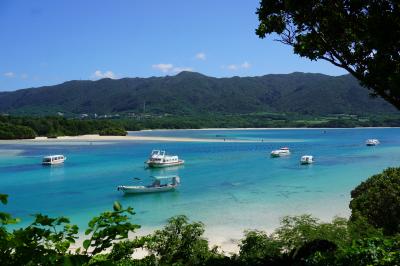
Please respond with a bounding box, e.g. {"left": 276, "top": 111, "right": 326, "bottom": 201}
{"left": 0, "top": 72, "right": 396, "bottom": 116}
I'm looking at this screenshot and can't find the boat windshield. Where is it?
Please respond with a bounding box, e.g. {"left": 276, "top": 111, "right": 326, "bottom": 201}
{"left": 43, "top": 158, "right": 52, "bottom": 162}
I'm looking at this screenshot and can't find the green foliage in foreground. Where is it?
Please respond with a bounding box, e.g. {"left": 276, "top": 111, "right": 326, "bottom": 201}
{"left": 1, "top": 168, "right": 400, "bottom": 265}
{"left": 350, "top": 167, "right": 400, "bottom": 235}
{"left": 145, "top": 215, "right": 223, "bottom": 265}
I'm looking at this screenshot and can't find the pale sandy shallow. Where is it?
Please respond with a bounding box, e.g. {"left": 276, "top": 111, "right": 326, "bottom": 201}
{"left": 0, "top": 134, "right": 302, "bottom": 144}
{"left": 3, "top": 128, "right": 354, "bottom": 257}
{"left": 70, "top": 226, "right": 249, "bottom": 258}
{"left": 0, "top": 127, "right": 395, "bottom": 145}
{"left": 70, "top": 212, "right": 347, "bottom": 258}
{"left": 54, "top": 135, "right": 257, "bottom": 143}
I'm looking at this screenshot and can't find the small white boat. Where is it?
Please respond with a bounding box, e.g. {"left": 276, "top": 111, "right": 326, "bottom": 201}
{"left": 117, "top": 175, "right": 180, "bottom": 194}
{"left": 366, "top": 139, "right": 380, "bottom": 146}
{"left": 300, "top": 155, "right": 314, "bottom": 165}
{"left": 271, "top": 147, "right": 291, "bottom": 157}
{"left": 42, "top": 155, "right": 66, "bottom": 165}
{"left": 146, "top": 150, "right": 184, "bottom": 168}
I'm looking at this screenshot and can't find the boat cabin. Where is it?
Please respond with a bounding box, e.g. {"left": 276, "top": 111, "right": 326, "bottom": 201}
{"left": 271, "top": 147, "right": 291, "bottom": 157}
{"left": 366, "top": 139, "right": 380, "bottom": 146}
{"left": 146, "top": 149, "right": 184, "bottom": 167}
{"left": 117, "top": 175, "right": 180, "bottom": 194}
{"left": 300, "top": 155, "right": 314, "bottom": 164}
{"left": 42, "top": 155, "right": 66, "bottom": 165}
{"left": 150, "top": 175, "right": 180, "bottom": 187}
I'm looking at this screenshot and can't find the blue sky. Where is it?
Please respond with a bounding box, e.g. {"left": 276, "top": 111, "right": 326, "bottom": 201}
{"left": 0, "top": 0, "right": 347, "bottom": 91}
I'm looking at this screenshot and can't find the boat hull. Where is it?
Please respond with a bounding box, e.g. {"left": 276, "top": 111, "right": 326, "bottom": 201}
{"left": 42, "top": 159, "right": 66, "bottom": 165}
{"left": 146, "top": 160, "right": 184, "bottom": 168}
{"left": 117, "top": 185, "right": 176, "bottom": 194}
{"left": 270, "top": 152, "right": 290, "bottom": 157}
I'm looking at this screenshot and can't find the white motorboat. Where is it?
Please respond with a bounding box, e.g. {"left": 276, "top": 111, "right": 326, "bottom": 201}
{"left": 366, "top": 139, "right": 380, "bottom": 146}
{"left": 300, "top": 155, "right": 314, "bottom": 164}
{"left": 117, "top": 175, "right": 180, "bottom": 194}
{"left": 146, "top": 150, "right": 184, "bottom": 168}
{"left": 42, "top": 155, "right": 66, "bottom": 165}
{"left": 271, "top": 147, "right": 291, "bottom": 157}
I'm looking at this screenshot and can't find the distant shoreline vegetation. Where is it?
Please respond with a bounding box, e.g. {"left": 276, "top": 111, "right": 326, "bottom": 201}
{"left": 1, "top": 113, "right": 400, "bottom": 140}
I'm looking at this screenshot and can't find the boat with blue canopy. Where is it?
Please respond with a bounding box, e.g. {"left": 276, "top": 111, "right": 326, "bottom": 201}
{"left": 117, "top": 175, "right": 180, "bottom": 194}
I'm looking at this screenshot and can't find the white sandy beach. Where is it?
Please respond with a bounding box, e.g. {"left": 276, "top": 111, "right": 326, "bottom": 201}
{"left": 51, "top": 134, "right": 257, "bottom": 143}
{"left": 0, "top": 133, "right": 301, "bottom": 144}
{"left": 0, "top": 127, "right": 394, "bottom": 145}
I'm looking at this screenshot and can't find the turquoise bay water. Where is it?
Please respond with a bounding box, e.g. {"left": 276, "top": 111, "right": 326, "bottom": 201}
{"left": 1, "top": 128, "right": 400, "bottom": 236}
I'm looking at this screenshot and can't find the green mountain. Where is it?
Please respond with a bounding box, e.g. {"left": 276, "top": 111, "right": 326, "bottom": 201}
{"left": 0, "top": 71, "right": 396, "bottom": 116}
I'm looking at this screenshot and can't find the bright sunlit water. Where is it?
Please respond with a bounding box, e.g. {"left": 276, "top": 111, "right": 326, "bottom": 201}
{"left": 1, "top": 128, "right": 400, "bottom": 236}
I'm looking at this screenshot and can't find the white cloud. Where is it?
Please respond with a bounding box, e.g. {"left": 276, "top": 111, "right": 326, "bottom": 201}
{"left": 241, "top": 61, "right": 251, "bottom": 69}
{"left": 92, "top": 70, "right": 117, "bottom": 79}
{"left": 227, "top": 64, "right": 238, "bottom": 70}
{"left": 152, "top": 63, "right": 174, "bottom": 73}
{"left": 4, "top": 72, "right": 15, "bottom": 78}
{"left": 152, "top": 63, "right": 193, "bottom": 74}
{"left": 195, "top": 52, "right": 206, "bottom": 60}
{"left": 21, "top": 73, "right": 28, "bottom": 79}
{"left": 173, "top": 67, "right": 193, "bottom": 73}
{"left": 223, "top": 61, "right": 251, "bottom": 71}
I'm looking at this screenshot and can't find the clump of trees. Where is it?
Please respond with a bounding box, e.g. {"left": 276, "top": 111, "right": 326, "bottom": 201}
{"left": 2, "top": 114, "right": 400, "bottom": 140}
{"left": 0, "top": 122, "right": 36, "bottom": 139}
{"left": 1, "top": 167, "right": 400, "bottom": 265}
{"left": 0, "top": 116, "right": 130, "bottom": 139}
{"left": 350, "top": 167, "right": 400, "bottom": 235}
{"left": 256, "top": 0, "right": 400, "bottom": 109}
{"left": 98, "top": 127, "right": 127, "bottom": 136}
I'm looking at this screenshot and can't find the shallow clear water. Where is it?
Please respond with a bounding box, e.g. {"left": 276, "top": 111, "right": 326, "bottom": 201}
{"left": 1, "top": 128, "right": 400, "bottom": 235}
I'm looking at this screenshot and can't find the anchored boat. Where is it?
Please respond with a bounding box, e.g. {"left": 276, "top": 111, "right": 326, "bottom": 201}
{"left": 366, "top": 139, "right": 380, "bottom": 146}
{"left": 117, "top": 175, "right": 180, "bottom": 194}
{"left": 42, "top": 155, "right": 66, "bottom": 165}
{"left": 300, "top": 155, "right": 314, "bottom": 165}
{"left": 146, "top": 150, "right": 184, "bottom": 168}
{"left": 270, "top": 147, "right": 291, "bottom": 157}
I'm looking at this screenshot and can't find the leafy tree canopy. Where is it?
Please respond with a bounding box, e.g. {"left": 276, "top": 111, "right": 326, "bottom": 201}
{"left": 256, "top": 0, "right": 400, "bottom": 109}
{"left": 350, "top": 167, "right": 400, "bottom": 235}
{"left": 145, "top": 215, "right": 222, "bottom": 265}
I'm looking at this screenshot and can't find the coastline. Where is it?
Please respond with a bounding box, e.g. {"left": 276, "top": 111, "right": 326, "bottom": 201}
{"left": 2, "top": 127, "right": 381, "bottom": 258}
{"left": 0, "top": 127, "right": 397, "bottom": 144}
{"left": 138, "top": 126, "right": 400, "bottom": 131}
{"left": 70, "top": 226, "right": 246, "bottom": 257}
{"left": 0, "top": 134, "right": 299, "bottom": 144}
{"left": 70, "top": 209, "right": 346, "bottom": 257}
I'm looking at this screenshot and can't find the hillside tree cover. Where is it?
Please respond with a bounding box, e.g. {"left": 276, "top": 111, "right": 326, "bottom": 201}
{"left": 0, "top": 72, "right": 396, "bottom": 116}
{"left": 256, "top": 0, "right": 400, "bottom": 109}
{"left": 350, "top": 167, "right": 400, "bottom": 235}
